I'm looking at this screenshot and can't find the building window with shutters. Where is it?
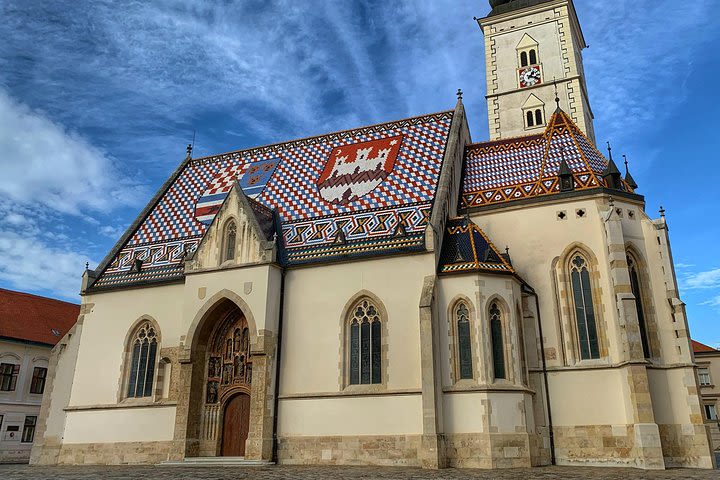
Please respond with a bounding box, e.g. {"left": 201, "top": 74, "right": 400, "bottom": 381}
{"left": 124, "top": 320, "right": 160, "bottom": 399}
{"left": 0, "top": 363, "right": 19, "bottom": 391}
{"left": 705, "top": 404, "right": 718, "bottom": 421}
{"left": 21, "top": 416, "right": 36, "bottom": 443}
{"left": 489, "top": 302, "right": 507, "bottom": 380}
{"left": 30, "top": 367, "right": 48, "bottom": 394}
{"left": 698, "top": 367, "right": 712, "bottom": 386}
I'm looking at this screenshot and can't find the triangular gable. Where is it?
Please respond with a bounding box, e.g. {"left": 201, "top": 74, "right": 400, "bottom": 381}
{"left": 438, "top": 217, "right": 515, "bottom": 276}
{"left": 186, "top": 182, "right": 278, "bottom": 271}
{"left": 516, "top": 33, "right": 539, "bottom": 50}
{"left": 522, "top": 94, "right": 545, "bottom": 109}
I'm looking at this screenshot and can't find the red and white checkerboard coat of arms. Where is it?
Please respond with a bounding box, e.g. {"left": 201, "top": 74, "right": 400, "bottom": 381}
{"left": 317, "top": 136, "right": 403, "bottom": 205}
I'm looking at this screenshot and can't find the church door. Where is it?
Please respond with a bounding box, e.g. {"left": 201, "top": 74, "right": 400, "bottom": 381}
{"left": 221, "top": 393, "right": 250, "bottom": 457}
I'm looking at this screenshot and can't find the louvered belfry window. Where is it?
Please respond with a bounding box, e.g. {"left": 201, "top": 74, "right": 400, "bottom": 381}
{"left": 570, "top": 255, "right": 600, "bottom": 360}
{"left": 127, "top": 322, "right": 158, "bottom": 398}
{"left": 456, "top": 302, "right": 473, "bottom": 380}
{"left": 490, "top": 303, "right": 506, "bottom": 380}
{"left": 349, "top": 299, "right": 381, "bottom": 385}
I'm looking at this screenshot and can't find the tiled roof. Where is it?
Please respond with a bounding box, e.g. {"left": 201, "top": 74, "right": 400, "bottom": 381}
{"left": 438, "top": 217, "right": 515, "bottom": 276}
{"left": 0, "top": 288, "right": 79, "bottom": 346}
{"left": 692, "top": 340, "right": 718, "bottom": 354}
{"left": 93, "top": 110, "right": 455, "bottom": 289}
{"left": 462, "top": 109, "right": 634, "bottom": 209}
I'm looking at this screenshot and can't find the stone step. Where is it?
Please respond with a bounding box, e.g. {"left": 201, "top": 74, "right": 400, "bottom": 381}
{"left": 160, "top": 457, "right": 275, "bottom": 467}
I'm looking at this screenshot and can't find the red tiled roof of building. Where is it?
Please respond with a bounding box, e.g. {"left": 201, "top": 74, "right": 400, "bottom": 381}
{"left": 0, "top": 288, "right": 79, "bottom": 346}
{"left": 692, "top": 340, "right": 718, "bottom": 353}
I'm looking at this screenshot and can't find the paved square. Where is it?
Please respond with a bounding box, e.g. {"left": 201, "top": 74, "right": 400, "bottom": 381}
{"left": 0, "top": 465, "right": 717, "bottom": 480}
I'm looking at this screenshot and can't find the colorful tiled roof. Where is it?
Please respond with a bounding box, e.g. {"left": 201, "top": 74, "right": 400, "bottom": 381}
{"left": 693, "top": 340, "right": 718, "bottom": 354}
{"left": 0, "top": 289, "right": 79, "bottom": 346}
{"left": 462, "top": 109, "right": 634, "bottom": 209}
{"left": 438, "top": 217, "right": 515, "bottom": 275}
{"left": 92, "top": 110, "right": 455, "bottom": 289}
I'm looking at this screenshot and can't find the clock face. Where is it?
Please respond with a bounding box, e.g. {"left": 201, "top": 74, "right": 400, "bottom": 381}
{"left": 519, "top": 65, "right": 542, "bottom": 88}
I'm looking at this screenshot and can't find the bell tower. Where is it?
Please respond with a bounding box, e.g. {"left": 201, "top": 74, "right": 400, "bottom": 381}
{"left": 478, "top": 0, "right": 595, "bottom": 143}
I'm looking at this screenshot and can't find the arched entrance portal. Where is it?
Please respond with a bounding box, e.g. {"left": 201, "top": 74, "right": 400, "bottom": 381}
{"left": 203, "top": 303, "right": 252, "bottom": 456}
{"left": 221, "top": 393, "right": 251, "bottom": 456}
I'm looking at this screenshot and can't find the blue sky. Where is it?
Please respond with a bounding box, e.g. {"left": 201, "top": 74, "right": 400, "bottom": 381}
{"left": 0, "top": 0, "right": 718, "bottom": 345}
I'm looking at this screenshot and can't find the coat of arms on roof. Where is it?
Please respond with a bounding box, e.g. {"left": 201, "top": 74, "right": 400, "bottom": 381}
{"left": 317, "top": 136, "right": 403, "bottom": 206}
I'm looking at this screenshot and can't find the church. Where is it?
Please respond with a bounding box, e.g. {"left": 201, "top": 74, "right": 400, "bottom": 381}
{"left": 30, "top": 0, "right": 715, "bottom": 470}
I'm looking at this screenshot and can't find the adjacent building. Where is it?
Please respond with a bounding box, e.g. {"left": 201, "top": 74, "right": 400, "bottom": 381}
{"left": 30, "top": 0, "right": 715, "bottom": 470}
{"left": 0, "top": 288, "right": 79, "bottom": 463}
{"left": 693, "top": 340, "right": 720, "bottom": 454}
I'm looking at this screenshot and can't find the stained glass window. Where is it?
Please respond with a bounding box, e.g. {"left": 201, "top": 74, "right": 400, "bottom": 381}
{"left": 490, "top": 303, "right": 506, "bottom": 380}
{"left": 570, "top": 255, "right": 600, "bottom": 360}
{"left": 456, "top": 302, "right": 473, "bottom": 380}
{"left": 627, "top": 254, "right": 651, "bottom": 358}
{"left": 126, "top": 322, "right": 158, "bottom": 398}
{"left": 224, "top": 221, "right": 237, "bottom": 262}
{"left": 348, "top": 299, "right": 382, "bottom": 385}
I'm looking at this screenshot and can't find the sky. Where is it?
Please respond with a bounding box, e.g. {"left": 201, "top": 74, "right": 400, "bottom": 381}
{"left": 0, "top": 0, "right": 718, "bottom": 345}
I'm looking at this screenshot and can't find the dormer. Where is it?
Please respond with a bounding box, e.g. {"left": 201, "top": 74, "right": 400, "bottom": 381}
{"left": 185, "top": 183, "right": 278, "bottom": 273}
{"left": 517, "top": 34, "right": 540, "bottom": 68}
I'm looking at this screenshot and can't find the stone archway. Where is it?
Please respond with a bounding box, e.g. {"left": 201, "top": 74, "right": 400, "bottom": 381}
{"left": 170, "top": 296, "right": 276, "bottom": 462}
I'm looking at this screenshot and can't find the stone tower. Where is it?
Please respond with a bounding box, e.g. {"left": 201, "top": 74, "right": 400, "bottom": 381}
{"left": 478, "top": 0, "right": 596, "bottom": 143}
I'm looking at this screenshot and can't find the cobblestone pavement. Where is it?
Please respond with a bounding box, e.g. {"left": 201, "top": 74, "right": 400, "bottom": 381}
{"left": 0, "top": 465, "right": 717, "bottom": 480}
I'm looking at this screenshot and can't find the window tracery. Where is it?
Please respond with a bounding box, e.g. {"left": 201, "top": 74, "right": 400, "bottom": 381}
{"left": 348, "top": 298, "right": 381, "bottom": 385}
{"left": 455, "top": 302, "right": 473, "bottom": 380}
{"left": 570, "top": 254, "right": 600, "bottom": 360}
{"left": 206, "top": 313, "right": 251, "bottom": 404}
{"left": 127, "top": 321, "right": 158, "bottom": 398}
{"left": 489, "top": 302, "right": 506, "bottom": 380}
{"left": 224, "top": 221, "right": 237, "bottom": 262}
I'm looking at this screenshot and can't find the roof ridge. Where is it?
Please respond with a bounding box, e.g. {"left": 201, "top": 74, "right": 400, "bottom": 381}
{"left": 190, "top": 109, "right": 455, "bottom": 163}
{"left": 0, "top": 288, "right": 79, "bottom": 306}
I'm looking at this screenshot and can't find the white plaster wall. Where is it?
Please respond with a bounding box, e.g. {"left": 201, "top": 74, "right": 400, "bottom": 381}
{"left": 63, "top": 407, "right": 176, "bottom": 443}
{"left": 548, "top": 369, "right": 628, "bottom": 426}
{"left": 648, "top": 367, "right": 699, "bottom": 425}
{"left": 277, "top": 395, "right": 422, "bottom": 436}
{"left": 69, "top": 284, "right": 185, "bottom": 407}
{"left": 279, "top": 254, "right": 435, "bottom": 396}
{"left": 0, "top": 341, "right": 50, "bottom": 408}
{"left": 442, "top": 393, "right": 486, "bottom": 433}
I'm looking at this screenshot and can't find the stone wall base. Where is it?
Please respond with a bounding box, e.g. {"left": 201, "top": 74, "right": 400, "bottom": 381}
{"left": 277, "top": 435, "right": 423, "bottom": 467}
{"left": 51, "top": 441, "right": 174, "bottom": 465}
{"left": 444, "top": 433, "right": 532, "bottom": 469}
{"left": 659, "top": 423, "right": 716, "bottom": 469}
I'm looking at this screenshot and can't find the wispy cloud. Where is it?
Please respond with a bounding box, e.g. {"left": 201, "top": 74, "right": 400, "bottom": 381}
{"left": 682, "top": 268, "right": 720, "bottom": 290}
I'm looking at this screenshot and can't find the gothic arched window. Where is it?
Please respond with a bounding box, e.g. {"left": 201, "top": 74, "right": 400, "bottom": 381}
{"left": 224, "top": 221, "right": 237, "bottom": 262}
{"left": 570, "top": 255, "right": 600, "bottom": 360}
{"left": 627, "top": 253, "right": 651, "bottom": 358}
{"left": 529, "top": 49, "right": 538, "bottom": 65}
{"left": 520, "top": 51, "right": 529, "bottom": 67}
{"left": 348, "top": 298, "right": 382, "bottom": 385}
{"left": 127, "top": 322, "right": 159, "bottom": 398}
{"left": 456, "top": 302, "right": 473, "bottom": 380}
{"left": 490, "top": 302, "right": 506, "bottom": 380}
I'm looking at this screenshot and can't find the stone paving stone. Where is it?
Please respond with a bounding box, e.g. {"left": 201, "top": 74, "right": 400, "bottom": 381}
{"left": 0, "top": 465, "right": 718, "bottom": 480}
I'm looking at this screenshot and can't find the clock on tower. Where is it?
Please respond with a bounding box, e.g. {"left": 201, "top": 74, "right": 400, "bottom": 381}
{"left": 518, "top": 65, "right": 542, "bottom": 88}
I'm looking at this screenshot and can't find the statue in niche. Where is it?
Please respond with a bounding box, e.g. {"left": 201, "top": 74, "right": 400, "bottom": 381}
{"left": 206, "top": 381, "right": 218, "bottom": 404}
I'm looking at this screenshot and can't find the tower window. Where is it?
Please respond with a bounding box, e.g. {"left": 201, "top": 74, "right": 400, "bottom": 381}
{"left": 535, "top": 109, "right": 543, "bottom": 126}
{"left": 526, "top": 110, "right": 535, "bottom": 127}
{"left": 520, "top": 51, "right": 529, "bottom": 67}
{"left": 570, "top": 255, "right": 600, "bottom": 360}
{"left": 489, "top": 302, "right": 506, "bottom": 380}
{"left": 529, "top": 49, "right": 537, "bottom": 65}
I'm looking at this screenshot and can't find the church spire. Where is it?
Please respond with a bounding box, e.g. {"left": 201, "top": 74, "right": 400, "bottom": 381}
{"left": 623, "top": 155, "right": 638, "bottom": 190}
{"left": 602, "top": 142, "right": 622, "bottom": 190}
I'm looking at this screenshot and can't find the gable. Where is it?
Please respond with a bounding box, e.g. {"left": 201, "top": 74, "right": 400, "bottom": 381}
{"left": 92, "top": 111, "right": 454, "bottom": 290}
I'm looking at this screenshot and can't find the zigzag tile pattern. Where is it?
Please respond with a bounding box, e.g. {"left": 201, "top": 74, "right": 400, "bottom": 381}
{"left": 94, "top": 111, "right": 453, "bottom": 288}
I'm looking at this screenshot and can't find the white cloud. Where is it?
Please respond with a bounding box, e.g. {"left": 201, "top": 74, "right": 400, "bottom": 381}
{"left": 684, "top": 268, "right": 720, "bottom": 290}
{"left": 701, "top": 295, "right": 720, "bottom": 309}
{"left": 0, "top": 89, "right": 145, "bottom": 215}
{"left": 0, "top": 228, "right": 91, "bottom": 301}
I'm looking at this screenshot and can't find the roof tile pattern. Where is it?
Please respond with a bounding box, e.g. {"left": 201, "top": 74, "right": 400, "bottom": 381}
{"left": 438, "top": 218, "right": 515, "bottom": 275}
{"left": 0, "top": 289, "right": 79, "bottom": 345}
{"left": 94, "top": 111, "right": 454, "bottom": 289}
{"left": 692, "top": 340, "right": 718, "bottom": 353}
{"left": 462, "top": 110, "right": 632, "bottom": 208}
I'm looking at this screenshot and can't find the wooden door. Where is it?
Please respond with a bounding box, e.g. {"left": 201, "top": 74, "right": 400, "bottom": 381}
{"left": 221, "top": 393, "right": 250, "bottom": 457}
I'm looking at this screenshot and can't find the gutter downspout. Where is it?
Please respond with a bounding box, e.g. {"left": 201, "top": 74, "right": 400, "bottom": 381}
{"left": 524, "top": 283, "right": 556, "bottom": 465}
{"left": 271, "top": 266, "right": 285, "bottom": 463}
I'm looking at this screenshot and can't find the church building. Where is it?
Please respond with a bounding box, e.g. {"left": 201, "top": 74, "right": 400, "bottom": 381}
{"left": 31, "top": 0, "right": 715, "bottom": 470}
